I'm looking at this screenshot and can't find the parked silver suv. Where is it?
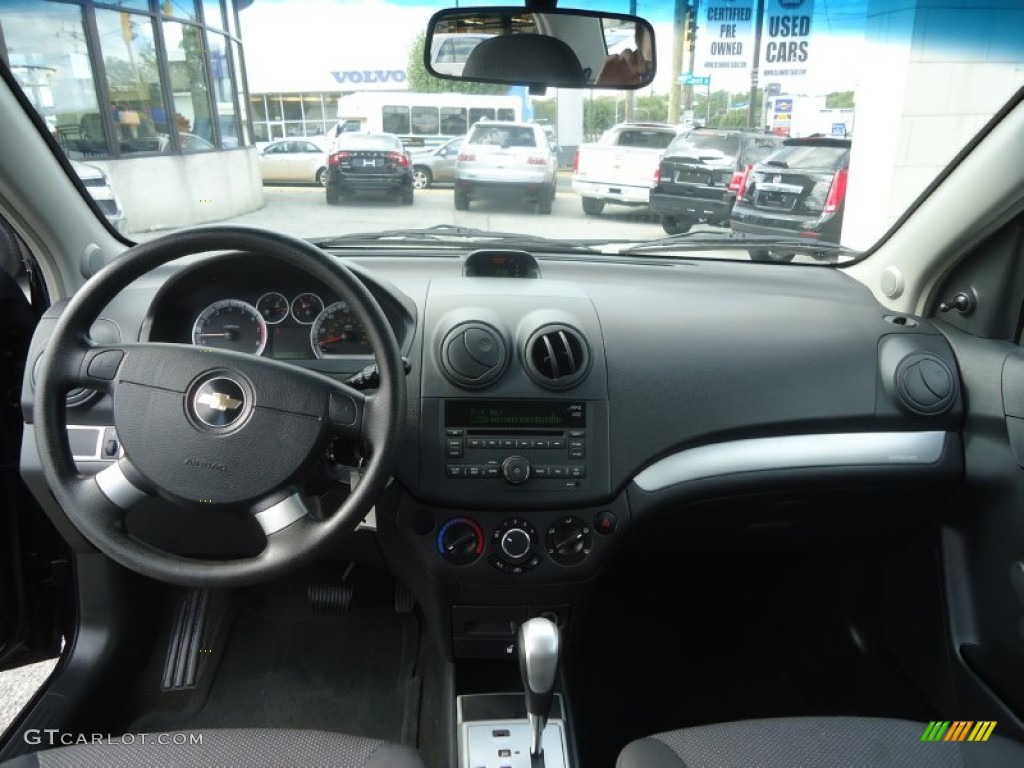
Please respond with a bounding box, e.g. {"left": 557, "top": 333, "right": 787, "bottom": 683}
{"left": 454, "top": 121, "right": 557, "bottom": 213}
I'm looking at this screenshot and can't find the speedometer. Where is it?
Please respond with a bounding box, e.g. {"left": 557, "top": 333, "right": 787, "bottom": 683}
{"left": 311, "top": 301, "right": 371, "bottom": 358}
{"left": 192, "top": 299, "right": 267, "bottom": 355}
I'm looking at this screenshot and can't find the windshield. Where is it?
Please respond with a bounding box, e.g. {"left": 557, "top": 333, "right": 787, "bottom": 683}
{"left": 2, "top": 0, "right": 1022, "bottom": 261}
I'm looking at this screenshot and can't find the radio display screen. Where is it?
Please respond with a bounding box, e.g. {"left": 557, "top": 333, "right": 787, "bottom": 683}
{"left": 445, "top": 400, "right": 586, "bottom": 429}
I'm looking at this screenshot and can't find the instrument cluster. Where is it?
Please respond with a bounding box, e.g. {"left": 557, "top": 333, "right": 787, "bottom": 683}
{"left": 190, "top": 290, "right": 370, "bottom": 360}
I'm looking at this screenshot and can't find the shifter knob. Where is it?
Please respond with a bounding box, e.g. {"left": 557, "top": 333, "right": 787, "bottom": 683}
{"left": 518, "top": 616, "right": 561, "bottom": 758}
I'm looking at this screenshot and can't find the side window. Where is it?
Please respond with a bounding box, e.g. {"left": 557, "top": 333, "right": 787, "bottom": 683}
{"left": 412, "top": 107, "right": 440, "bottom": 136}
{"left": 265, "top": 143, "right": 284, "bottom": 154}
{"left": 382, "top": 106, "right": 410, "bottom": 134}
{"left": 340, "top": 120, "right": 363, "bottom": 133}
{"left": 469, "top": 108, "right": 495, "bottom": 126}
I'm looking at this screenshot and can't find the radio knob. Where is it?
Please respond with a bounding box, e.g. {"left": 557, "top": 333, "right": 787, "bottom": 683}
{"left": 500, "top": 527, "right": 532, "bottom": 561}
{"left": 501, "top": 455, "right": 531, "bottom": 485}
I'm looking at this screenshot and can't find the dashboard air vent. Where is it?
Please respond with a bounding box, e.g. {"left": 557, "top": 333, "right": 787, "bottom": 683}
{"left": 439, "top": 322, "right": 508, "bottom": 389}
{"left": 524, "top": 325, "right": 590, "bottom": 389}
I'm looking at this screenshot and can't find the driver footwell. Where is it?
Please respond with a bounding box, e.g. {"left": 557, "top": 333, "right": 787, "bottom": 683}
{"left": 118, "top": 567, "right": 422, "bottom": 746}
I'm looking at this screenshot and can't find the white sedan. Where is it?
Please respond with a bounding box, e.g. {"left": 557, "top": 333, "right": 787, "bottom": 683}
{"left": 258, "top": 139, "right": 330, "bottom": 186}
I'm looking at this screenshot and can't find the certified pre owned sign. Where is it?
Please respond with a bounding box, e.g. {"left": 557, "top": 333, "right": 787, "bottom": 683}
{"left": 192, "top": 376, "right": 248, "bottom": 429}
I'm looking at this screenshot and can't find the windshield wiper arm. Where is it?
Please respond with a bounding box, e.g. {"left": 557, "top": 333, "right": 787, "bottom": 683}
{"left": 622, "top": 231, "right": 856, "bottom": 256}
{"left": 311, "top": 225, "right": 611, "bottom": 253}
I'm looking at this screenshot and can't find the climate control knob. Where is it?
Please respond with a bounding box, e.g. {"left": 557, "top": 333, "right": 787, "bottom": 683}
{"left": 437, "top": 517, "right": 484, "bottom": 566}
{"left": 502, "top": 455, "right": 531, "bottom": 484}
{"left": 490, "top": 518, "right": 540, "bottom": 573}
{"left": 500, "top": 528, "right": 532, "bottom": 561}
{"left": 546, "top": 516, "right": 592, "bottom": 565}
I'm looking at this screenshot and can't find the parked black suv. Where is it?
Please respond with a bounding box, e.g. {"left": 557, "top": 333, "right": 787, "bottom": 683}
{"left": 729, "top": 136, "right": 851, "bottom": 248}
{"left": 325, "top": 132, "right": 414, "bottom": 205}
{"left": 649, "top": 129, "right": 783, "bottom": 234}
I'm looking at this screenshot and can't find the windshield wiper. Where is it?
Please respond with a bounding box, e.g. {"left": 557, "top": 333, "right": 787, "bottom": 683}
{"left": 763, "top": 160, "right": 789, "bottom": 168}
{"left": 622, "top": 231, "right": 857, "bottom": 258}
{"left": 311, "top": 225, "right": 612, "bottom": 254}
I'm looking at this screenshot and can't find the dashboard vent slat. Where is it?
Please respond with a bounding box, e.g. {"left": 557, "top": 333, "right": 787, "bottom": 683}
{"left": 525, "top": 324, "right": 590, "bottom": 390}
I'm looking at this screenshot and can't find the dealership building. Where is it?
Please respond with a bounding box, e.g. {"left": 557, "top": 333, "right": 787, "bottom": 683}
{"left": 0, "top": 0, "right": 263, "bottom": 233}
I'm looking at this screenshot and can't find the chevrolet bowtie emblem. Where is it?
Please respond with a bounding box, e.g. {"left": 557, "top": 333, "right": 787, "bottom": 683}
{"left": 197, "top": 392, "right": 243, "bottom": 412}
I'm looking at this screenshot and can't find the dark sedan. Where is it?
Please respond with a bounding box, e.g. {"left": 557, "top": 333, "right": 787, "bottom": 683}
{"left": 730, "top": 137, "right": 851, "bottom": 255}
{"left": 325, "top": 132, "right": 414, "bottom": 205}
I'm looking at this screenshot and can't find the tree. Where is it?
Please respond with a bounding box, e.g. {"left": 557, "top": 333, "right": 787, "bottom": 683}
{"left": 826, "top": 91, "right": 855, "bottom": 109}
{"left": 406, "top": 32, "right": 508, "bottom": 95}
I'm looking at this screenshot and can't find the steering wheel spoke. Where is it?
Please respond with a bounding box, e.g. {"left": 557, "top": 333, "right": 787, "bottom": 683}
{"left": 253, "top": 492, "right": 313, "bottom": 537}
{"left": 93, "top": 457, "right": 154, "bottom": 511}
{"left": 325, "top": 381, "right": 368, "bottom": 443}
{"left": 51, "top": 340, "right": 127, "bottom": 396}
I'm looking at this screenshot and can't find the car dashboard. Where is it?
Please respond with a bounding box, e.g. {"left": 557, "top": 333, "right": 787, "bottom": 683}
{"left": 19, "top": 246, "right": 964, "bottom": 659}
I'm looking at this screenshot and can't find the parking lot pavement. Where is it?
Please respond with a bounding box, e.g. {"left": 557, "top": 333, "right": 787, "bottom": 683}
{"left": 133, "top": 185, "right": 684, "bottom": 243}
{"left": 0, "top": 657, "right": 58, "bottom": 736}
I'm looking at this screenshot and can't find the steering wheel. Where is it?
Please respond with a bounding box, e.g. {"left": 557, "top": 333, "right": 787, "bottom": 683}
{"left": 32, "top": 227, "right": 406, "bottom": 586}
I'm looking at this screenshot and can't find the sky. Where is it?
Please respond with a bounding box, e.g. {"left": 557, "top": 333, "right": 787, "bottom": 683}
{"left": 239, "top": 0, "right": 870, "bottom": 97}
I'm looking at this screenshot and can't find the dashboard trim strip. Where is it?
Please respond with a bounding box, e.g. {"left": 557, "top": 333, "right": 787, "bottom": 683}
{"left": 632, "top": 431, "right": 949, "bottom": 492}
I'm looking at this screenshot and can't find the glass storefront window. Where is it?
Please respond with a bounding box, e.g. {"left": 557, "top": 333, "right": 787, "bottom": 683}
{"left": 163, "top": 20, "right": 214, "bottom": 150}
{"left": 497, "top": 108, "right": 515, "bottom": 121}
{"left": 285, "top": 122, "right": 303, "bottom": 137}
{"left": 163, "top": 1, "right": 200, "bottom": 22}
{"left": 250, "top": 95, "right": 267, "bottom": 122}
{"left": 103, "top": 0, "right": 150, "bottom": 11}
{"left": 230, "top": 40, "right": 250, "bottom": 144}
{"left": 382, "top": 105, "right": 409, "bottom": 134}
{"left": 203, "top": 0, "right": 225, "bottom": 30}
{"left": 95, "top": 9, "right": 168, "bottom": 154}
{"left": 302, "top": 94, "right": 324, "bottom": 121}
{"left": 206, "top": 32, "right": 238, "bottom": 146}
{"left": 253, "top": 123, "right": 269, "bottom": 142}
{"left": 281, "top": 95, "right": 302, "bottom": 121}
{"left": 325, "top": 95, "right": 339, "bottom": 126}
{"left": 1, "top": 2, "right": 109, "bottom": 157}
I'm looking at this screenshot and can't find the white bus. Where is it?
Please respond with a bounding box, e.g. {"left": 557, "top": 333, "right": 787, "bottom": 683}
{"left": 330, "top": 92, "right": 522, "bottom": 149}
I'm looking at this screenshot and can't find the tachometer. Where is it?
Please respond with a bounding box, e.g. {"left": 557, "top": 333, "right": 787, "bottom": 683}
{"left": 311, "top": 301, "right": 371, "bottom": 358}
{"left": 291, "top": 292, "right": 323, "bottom": 324}
{"left": 256, "top": 292, "right": 290, "bottom": 324}
{"left": 192, "top": 299, "right": 267, "bottom": 355}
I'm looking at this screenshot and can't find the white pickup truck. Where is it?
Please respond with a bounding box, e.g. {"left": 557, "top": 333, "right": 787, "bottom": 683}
{"left": 571, "top": 122, "right": 682, "bottom": 215}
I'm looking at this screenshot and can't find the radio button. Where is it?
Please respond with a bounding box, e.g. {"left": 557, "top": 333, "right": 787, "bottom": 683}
{"left": 533, "top": 466, "right": 550, "bottom": 478}
{"left": 485, "top": 438, "right": 500, "bottom": 449}
{"left": 569, "top": 466, "right": 586, "bottom": 479}
{"left": 501, "top": 456, "right": 531, "bottom": 484}
{"left": 500, "top": 438, "right": 515, "bottom": 449}
{"left": 446, "top": 429, "right": 464, "bottom": 437}
{"left": 447, "top": 439, "right": 464, "bottom": 458}
{"left": 568, "top": 430, "right": 586, "bottom": 438}
{"left": 516, "top": 439, "right": 534, "bottom": 449}
{"left": 467, "top": 465, "right": 483, "bottom": 479}
{"left": 484, "top": 466, "right": 501, "bottom": 479}
{"left": 467, "top": 438, "right": 483, "bottom": 449}
{"left": 446, "top": 465, "right": 465, "bottom": 478}
{"left": 551, "top": 466, "right": 567, "bottom": 478}
{"left": 550, "top": 439, "right": 566, "bottom": 450}
{"left": 532, "top": 439, "right": 549, "bottom": 449}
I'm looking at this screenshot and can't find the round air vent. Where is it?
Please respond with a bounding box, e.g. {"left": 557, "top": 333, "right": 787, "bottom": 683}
{"left": 894, "top": 353, "right": 956, "bottom": 415}
{"left": 439, "top": 322, "right": 508, "bottom": 388}
{"left": 523, "top": 324, "right": 590, "bottom": 390}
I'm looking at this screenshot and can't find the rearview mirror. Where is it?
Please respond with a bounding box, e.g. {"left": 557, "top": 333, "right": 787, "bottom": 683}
{"left": 425, "top": 6, "right": 656, "bottom": 90}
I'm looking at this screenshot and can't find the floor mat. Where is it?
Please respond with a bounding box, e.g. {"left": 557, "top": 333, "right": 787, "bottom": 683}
{"left": 134, "top": 606, "right": 420, "bottom": 743}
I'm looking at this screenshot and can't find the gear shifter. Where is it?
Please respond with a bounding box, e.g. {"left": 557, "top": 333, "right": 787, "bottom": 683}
{"left": 518, "top": 616, "right": 561, "bottom": 759}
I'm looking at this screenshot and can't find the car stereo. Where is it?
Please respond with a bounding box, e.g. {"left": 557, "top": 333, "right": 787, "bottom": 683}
{"left": 442, "top": 400, "right": 589, "bottom": 486}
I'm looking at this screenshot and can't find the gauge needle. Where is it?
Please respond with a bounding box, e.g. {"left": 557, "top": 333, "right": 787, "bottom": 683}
{"left": 319, "top": 335, "right": 347, "bottom": 345}
{"left": 196, "top": 332, "right": 233, "bottom": 338}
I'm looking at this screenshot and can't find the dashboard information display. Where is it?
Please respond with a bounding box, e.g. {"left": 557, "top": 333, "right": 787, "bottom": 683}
{"left": 446, "top": 400, "right": 586, "bottom": 429}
